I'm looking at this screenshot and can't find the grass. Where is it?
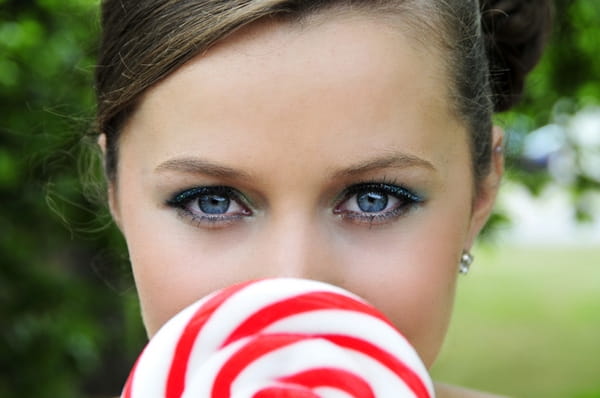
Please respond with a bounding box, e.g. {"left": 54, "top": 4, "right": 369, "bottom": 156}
{"left": 430, "top": 245, "right": 600, "bottom": 397}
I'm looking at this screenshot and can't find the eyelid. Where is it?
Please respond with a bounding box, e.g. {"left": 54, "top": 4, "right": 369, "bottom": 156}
{"left": 165, "top": 185, "right": 252, "bottom": 228}
{"left": 333, "top": 181, "right": 424, "bottom": 225}
{"left": 167, "top": 186, "right": 248, "bottom": 207}
{"left": 337, "top": 182, "right": 424, "bottom": 205}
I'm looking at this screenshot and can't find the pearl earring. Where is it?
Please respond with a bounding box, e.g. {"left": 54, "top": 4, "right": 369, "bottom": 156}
{"left": 459, "top": 251, "right": 474, "bottom": 275}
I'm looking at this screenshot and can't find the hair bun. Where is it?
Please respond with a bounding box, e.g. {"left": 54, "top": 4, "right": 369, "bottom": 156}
{"left": 481, "top": 0, "right": 552, "bottom": 112}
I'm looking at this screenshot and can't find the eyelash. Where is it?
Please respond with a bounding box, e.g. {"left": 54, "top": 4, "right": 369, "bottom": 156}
{"left": 166, "top": 186, "right": 251, "bottom": 228}
{"left": 333, "top": 181, "right": 424, "bottom": 226}
{"left": 165, "top": 181, "right": 424, "bottom": 228}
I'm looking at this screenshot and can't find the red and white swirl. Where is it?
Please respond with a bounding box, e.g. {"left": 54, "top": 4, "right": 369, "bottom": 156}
{"left": 121, "top": 278, "right": 435, "bottom": 398}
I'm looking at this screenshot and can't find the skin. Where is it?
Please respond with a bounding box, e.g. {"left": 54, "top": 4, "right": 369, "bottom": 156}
{"left": 105, "top": 12, "right": 504, "bottom": 396}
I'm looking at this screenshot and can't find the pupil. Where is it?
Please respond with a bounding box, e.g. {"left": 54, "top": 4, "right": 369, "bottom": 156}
{"left": 199, "top": 194, "right": 230, "bottom": 214}
{"left": 357, "top": 191, "right": 388, "bottom": 213}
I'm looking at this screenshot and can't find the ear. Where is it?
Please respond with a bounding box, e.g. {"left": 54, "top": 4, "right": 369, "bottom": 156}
{"left": 464, "top": 126, "right": 505, "bottom": 249}
{"left": 97, "top": 134, "right": 123, "bottom": 230}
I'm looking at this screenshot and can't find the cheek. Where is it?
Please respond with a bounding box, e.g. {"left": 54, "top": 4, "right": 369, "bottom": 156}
{"left": 122, "top": 207, "right": 266, "bottom": 336}
{"left": 335, "top": 207, "right": 470, "bottom": 366}
{"left": 115, "top": 188, "right": 211, "bottom": 334}
{"left": 126, "top": 240, "right": 224, "bottom": 335}
{"left": 361, "top": 251, "right": 457, "bottom": 368}
{"left": 123, "top": 222, "right": 201, "bottom": 336}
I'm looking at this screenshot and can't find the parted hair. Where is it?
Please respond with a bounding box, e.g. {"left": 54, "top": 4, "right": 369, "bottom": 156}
{"left": 95, "top": 0, "right": 552, "bottom": 186}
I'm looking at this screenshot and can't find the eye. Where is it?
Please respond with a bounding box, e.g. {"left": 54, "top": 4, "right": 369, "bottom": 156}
{"left": 355, "top": 191, "right": 390, "bottom": 213}
{"left": 333, "top": 182, "right": 423, "bottom": 225}
{"left": 197, "top": 193, "right": 232, "bottom": 214}
{"left": 166, "top": 186, "right": 251, "bottom": 228}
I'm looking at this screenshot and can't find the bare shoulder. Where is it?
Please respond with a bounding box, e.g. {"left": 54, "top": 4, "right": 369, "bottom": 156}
{"left": 435, "top": 382, "right": 510, "bottom": 398}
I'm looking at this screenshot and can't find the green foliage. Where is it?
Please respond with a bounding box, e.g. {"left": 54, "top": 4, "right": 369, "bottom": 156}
{"left": 0, "top": 1, "right": 145, "bottom": 397}
{"left": 0, "top": 0, "right": 598, "bottom": 396}
{"left": 492, "top": 0, "right": 600, "bottom": 233}
{"left": 512, "top": 0, "right": 600, "bottom": 121}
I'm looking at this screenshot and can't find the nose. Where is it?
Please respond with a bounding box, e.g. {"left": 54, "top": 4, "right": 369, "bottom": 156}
{"left": 255, "top": 211, "right": 337, "bottom": 283}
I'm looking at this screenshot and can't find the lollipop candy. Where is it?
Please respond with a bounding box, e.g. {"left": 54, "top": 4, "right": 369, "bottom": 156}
{"left": 121, "top": 278, "right": 435, "bottom": 398}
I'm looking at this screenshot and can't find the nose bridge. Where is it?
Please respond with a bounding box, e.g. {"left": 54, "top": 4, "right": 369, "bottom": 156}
{"left": 262, "top": 210, "right": 330, "bottom": 280}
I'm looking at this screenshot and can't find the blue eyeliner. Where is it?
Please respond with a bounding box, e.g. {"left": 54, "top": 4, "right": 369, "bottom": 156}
{"left": 167, "top": 186, "right": 232, "bottom": 206}
{"left": 344, "top": 182, "right": 424, "bottom": 203}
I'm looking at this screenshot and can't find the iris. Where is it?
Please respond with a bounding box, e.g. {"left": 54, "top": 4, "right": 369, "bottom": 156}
{"left": 198, "top": 194, "right": 230, "bottom": 214}
{"left": 357, "top": 191, "right": 388, "bottom": 213}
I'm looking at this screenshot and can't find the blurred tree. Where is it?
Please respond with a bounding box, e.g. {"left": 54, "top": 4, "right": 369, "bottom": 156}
{"left": 0, "top": 0, "right": 598, "bottom": 397}
{"left": 0, "top": 1, "right": 145, "bottom": 397}
{"left": 499, "top": 0, "right": 600, "bottom": 216}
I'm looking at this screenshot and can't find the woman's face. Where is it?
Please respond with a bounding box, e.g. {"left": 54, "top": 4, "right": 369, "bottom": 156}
{"left": 109, "top": 14, "right": 501, "bottom": 366}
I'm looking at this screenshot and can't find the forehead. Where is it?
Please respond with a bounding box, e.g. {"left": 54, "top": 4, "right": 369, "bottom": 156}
{"left": 162, "top": 13, "right": 446, "bottom": 108}
{"left": 121, "top": 13, "right": 464, "bottom": 179}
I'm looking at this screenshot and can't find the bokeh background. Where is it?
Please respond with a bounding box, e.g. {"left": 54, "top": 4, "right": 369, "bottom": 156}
{"left": 1, "top": 0, "right": 598, "bottom": 397}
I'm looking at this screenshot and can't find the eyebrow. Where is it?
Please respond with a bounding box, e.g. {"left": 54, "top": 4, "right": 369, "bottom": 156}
{"left": 331, "top": 152, "right": 436, "bottom": 178}
{"left": 154, "top": 152, "right": 435, "bottom": 179}
{"left": 155, "top": 157, "right": 252, "bottom": 180}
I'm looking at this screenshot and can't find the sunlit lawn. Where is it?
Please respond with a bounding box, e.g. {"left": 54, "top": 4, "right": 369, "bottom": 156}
{"left": 431, "top": 245, "right": 600, "bottom": 397}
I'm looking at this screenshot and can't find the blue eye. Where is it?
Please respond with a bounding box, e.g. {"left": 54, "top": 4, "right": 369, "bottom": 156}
{"left": 356, "top": 191, "right": 388, "bottom": 213}
{"left": 334, "top": 183, "right": 423, "bottom": 225}
{"left": 198, "top": 193, "right": 230, "bottom": 214}
{"left": 166, "top": 186, "right": 251, "bottom": 227}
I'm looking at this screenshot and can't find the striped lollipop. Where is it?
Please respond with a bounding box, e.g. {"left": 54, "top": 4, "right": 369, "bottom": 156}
{"left": 121, "top": 278, "right": 435, "bottom": 398}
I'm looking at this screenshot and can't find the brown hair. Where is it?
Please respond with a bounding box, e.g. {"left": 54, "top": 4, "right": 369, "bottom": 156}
{"left": 95, "top": 0, "right": 551, "bottom": 185}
